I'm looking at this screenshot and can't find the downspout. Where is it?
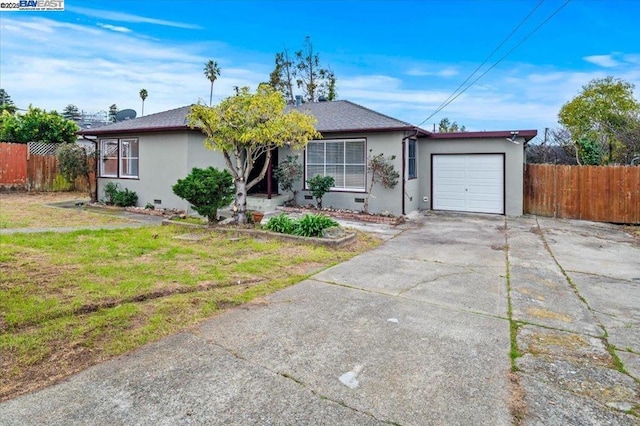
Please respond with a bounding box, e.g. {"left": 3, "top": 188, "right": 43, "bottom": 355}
{"left": 401, "top": 138, "right": 406, "bottom": 215}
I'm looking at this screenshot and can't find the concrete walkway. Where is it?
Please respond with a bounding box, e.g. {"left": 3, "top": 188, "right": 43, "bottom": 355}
{"left": 1, "top": 213, "right": 638, "bottom": 425}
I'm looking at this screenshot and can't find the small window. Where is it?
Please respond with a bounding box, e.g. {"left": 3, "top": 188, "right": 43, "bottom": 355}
{"left": 408, "top": 139, "right": 417, "bottom": 179}
{"left": 100, "top": 138, "right": 139, "bottom": 179}
{"left": 100, "top": 139, "right": 119, "bottom": 178}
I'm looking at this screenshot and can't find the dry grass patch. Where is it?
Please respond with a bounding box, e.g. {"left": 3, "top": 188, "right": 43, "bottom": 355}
{"left": 0, "top": 225, "right": 380, "bottom": 401}
{"left": 525, "top": 307, "right": 573, "bottom": 323}
{"left": 0, "top": 191, "right": 132, "bottom": 229}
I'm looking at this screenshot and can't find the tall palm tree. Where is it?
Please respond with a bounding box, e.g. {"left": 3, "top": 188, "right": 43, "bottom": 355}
{"left": 139, "top": 88, "right": 148, "bottom": 116}
{"left": 203, "top": 60, "right": 221, "bottom": 106}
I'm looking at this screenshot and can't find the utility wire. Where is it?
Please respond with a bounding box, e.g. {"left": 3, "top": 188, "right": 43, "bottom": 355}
{"left": 419, "top": 0, "right": 545, "bottom": 128}
{"left": 418, "top": 0, "right": 571, "bottom": 128}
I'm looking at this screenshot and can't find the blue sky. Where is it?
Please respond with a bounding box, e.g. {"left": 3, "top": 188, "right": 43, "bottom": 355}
{"left": 2, "top": 0, "right": 640, "bottom": 137}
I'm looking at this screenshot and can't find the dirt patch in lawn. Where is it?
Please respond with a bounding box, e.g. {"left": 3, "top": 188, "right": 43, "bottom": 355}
{"left": 0, "top": 191, "right": 133, "bottom": 229}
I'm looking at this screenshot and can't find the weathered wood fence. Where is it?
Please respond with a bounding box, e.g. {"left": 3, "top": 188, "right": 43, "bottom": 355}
{"left": 524, "top": 164, "right": 640, "bottom": 224}
{"left": 0, "top": 142, "right": 92, "bottom": 193}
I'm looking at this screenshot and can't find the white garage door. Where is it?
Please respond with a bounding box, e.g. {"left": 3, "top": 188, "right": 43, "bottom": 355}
{"left": 433, "top": 154, "right": 504, "bottom": 214}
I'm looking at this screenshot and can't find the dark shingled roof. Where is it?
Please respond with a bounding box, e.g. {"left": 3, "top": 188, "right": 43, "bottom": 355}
{"left": 77, "top": 105, "right": 193, "bottom": 135}
{"left": 78, "top": 101, "right": 422, "bottom": 136}
{"left": 286, "top": 100, "right": 417, "bottom": 133}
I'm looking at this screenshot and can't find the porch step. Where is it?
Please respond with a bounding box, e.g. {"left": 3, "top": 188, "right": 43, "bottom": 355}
{"left": 246, "top": 193, "right": 291, "bottom": 212}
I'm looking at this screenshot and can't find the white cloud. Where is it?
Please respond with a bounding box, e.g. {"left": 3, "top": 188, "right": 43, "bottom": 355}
{"left": 0, "top": 17, "right": 264, "bottom": 116}
{"left": 583, "top": 54, "right": 619, "bottom": 68}
{"left": 98, "top": 23, "right": 133, "bottom": 33}
{"left": 405, "top": 66, "right": 458, "bottom": 77}
{"left": 2, "top": 13, "right": 639, "bottom": 137}
{"left": 67, "top": 6, "right": 203, "bottom": 30}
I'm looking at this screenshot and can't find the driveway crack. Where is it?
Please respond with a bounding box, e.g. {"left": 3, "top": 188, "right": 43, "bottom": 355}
{"left": 532, "top": 217, "right": 638, "bottom": 386}
{"left": 198, "top": 337, "right": 402, "bottom": 425}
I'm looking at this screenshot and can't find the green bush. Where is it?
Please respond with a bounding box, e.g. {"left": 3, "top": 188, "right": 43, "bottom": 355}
{"left": 172, "top": 167, "right": 234, "bottom": 224}
{"left": 274, "top": 155, "right": 302, "bottom": 205}
{"left": 112, "top": 188, "right": 138, "bottom": 207}
{"left": 52, "top": 174, "right": 73, "bottom": 191}
{"left": 263, "top": 213, "right": 297, "bottom": 234}
{"left": 293, "top": 214, "right": 339, "bottom": 237}
{"left": 264, "top": 213, "right": 338, "bottom": 238}
{"left": 103, "top": 182, "right": 119, "bottom": 205}
{"left": 306, "top": 175, "right": 335, "bottom": 209}
{"left": 102, "top": 182, "right": 138, "bottom": 207}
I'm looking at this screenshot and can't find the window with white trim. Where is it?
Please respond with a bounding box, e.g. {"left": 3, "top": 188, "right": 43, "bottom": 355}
{"left": 408, "top": 139, "right": 417, "bottom": 179}
{"left": 306, "top": 139, "right": 366, "bottom": 191}
{"left": 100, "top": 138, "right": 139, "bottom": 178}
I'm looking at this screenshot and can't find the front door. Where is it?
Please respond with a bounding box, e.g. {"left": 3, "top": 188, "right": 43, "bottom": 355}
{"left": 248, "top": 149, "right": 279, "bottom": 195}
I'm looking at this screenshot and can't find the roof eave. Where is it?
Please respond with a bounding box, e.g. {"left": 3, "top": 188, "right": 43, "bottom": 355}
{"left": 77, "top": 125, "right": 194, "bottom": 136}
{"left": 423, "top": 129, "right": 538, "bottom": 142}
{"left": 319, "top": 125, "right": 428, "bottom": 135}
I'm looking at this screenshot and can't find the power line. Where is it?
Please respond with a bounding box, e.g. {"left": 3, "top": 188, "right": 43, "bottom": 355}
{"left": 418, "top": 0, "right": 571, "bottom": 128}
{"left": 419, "top": 0, "right": 545, "bottom": 128}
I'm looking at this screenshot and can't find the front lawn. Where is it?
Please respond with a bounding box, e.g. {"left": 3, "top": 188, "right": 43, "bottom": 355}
{"left": 0, "top": 225, "right": 380, "bottom": 401}
{"left": 0, "top": 192, "right": 133, "bottom": 229}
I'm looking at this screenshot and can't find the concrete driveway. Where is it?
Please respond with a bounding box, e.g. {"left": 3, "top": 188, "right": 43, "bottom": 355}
{"left": 1, "top": 214, "right": 638, "bottom": 425}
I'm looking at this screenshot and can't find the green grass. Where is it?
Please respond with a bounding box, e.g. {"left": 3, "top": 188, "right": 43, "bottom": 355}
{"left": 171, "top": 216, "right": 209, "bottom": 225}
{"left": 0, "top": 192, "right": 133, "bottom": 229}
{"left": 0, "top": 224, "right": 380, "bottom": 401}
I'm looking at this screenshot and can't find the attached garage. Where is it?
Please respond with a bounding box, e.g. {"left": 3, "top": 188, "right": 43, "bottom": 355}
{"left": 417, "top": 130, "right": 537, "bottom": 216}
{"left": 432, "top": 154, "right": 504, "bottom": 214}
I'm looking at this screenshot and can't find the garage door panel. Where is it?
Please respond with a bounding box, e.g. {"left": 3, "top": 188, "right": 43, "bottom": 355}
{"left": 433, "top": 154, "right": 504, "bottom": 214}
{"left": 436, "top": 170, "right": 466, "bottom": 179}
{"left": 437, "top": 183, "right": 466, "bottom": 193}
{"left": 436, "top": 199, "right": 467, "bottom": 209}
{"left": 468, "top": 170, "right": 502, "bottom": 179}
{"left": 435, "top": 156, "right": 466, "bottom": 165}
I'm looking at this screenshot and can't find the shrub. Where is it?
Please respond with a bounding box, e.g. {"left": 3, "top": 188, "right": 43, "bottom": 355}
{"left": 103, "top": 182, "right": 119, "bottom": 205}
{"left": 294, "top": 214, "right": 339, "bottom": 237}
{"left": 306, "top": 175, "right": 335, "bottom": 209}
{"left": 172, "top": 167, "right": 234, "bottom": 224}
{"left": 364, "top": 151, "right": 399, "bottom": 213}
{"left": 112, "top": 188, "right": 138, "bottom": 207}
{"left": 56, "top": 143, "right": 95, "bottom": 200}
{"left": 102, "top": 182, "right": 138, "bottom": 207}
{"left": 264, "top": 213, "right": 338, "bottom": 238}
{"left": 52, "top": 174, "right": 73, "bottom": 191}
{"left": 263, "top": 213, "right": 297, "bottom": 234}
{"left": 274, "top": 155, "right": 302, "bottom": 206}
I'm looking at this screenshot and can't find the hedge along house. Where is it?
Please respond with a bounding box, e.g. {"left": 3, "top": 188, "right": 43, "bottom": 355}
{"left": 77, "top": 101, "right": 536, "bottom": 216}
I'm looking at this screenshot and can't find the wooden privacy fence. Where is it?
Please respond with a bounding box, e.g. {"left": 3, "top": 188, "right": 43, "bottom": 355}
{"left": 0, "top": 142, "right": 93, "bottom": 193}
{"left": 524, "top": 164, "right": 640, "bottom": 224}
{"left": 0, "top": 142, "right": 28, "bottom": 188}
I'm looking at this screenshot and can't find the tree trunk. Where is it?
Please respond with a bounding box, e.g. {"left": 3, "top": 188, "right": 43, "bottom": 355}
{"left": 363, "top": 176, "right": 375, "bottom": 213}
{"left": 235, "top": 179, "right": 248, "bottom": 224}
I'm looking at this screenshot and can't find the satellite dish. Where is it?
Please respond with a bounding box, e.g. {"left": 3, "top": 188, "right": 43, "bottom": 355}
{"left": 115, "top": 109, "right": 137, "bottom": 121}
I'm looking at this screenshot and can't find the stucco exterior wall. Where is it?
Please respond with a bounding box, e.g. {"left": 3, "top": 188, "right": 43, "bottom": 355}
{"left": 186, "top": 132, "right": 228, "bottom": 171}
{"left": 280, "top": 131, "right": 411, "bottom": 216}
{"left": 404, "top": 144, "right": 421, "bottom": 214}
{"left": 417, "top": 136, "right": 525, "bottom": 216}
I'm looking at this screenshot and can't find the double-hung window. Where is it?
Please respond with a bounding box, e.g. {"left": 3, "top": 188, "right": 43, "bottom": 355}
{"left": 306, "top": 139, "right": 366, "bottom": 191}
{"left": 408, "top": 139, "right": 417, "bottom": 179}
{"left": 100, "top": 138, "right": 139, "bottom": 178}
